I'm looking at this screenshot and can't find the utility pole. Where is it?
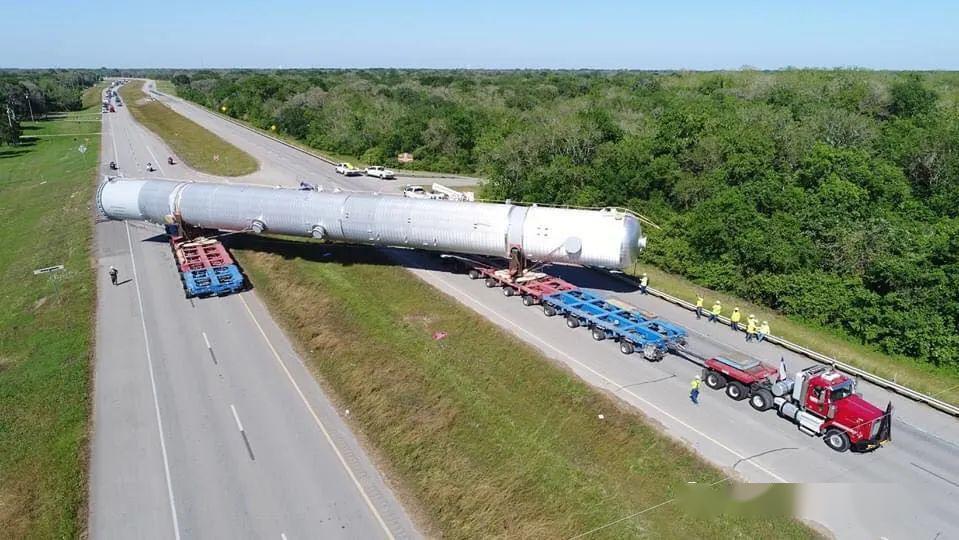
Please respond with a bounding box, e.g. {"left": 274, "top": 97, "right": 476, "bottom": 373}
{"left": 24, "top": 93, "right": 35, "bottom": 122}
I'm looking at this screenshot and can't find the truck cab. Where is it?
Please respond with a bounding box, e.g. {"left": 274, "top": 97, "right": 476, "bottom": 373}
{"left": 789, "top": 368, "right": 890, "bottom": 452}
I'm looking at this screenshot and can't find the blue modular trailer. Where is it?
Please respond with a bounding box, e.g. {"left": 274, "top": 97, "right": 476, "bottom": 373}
{"left": 540, "top": 288, "right": 688, "bottom": 360}
{"left": 181, "top": 264, "right": 244, "bottom": 298}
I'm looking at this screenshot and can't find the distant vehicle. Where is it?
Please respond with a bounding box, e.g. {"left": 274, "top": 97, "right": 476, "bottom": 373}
{"left": 402, "top": 185, "right": 432, "bottom": 199}
{"left": 365, "top": 165, "right": 395, "bottom": 179}
{"left": 167, "top": 156, "right": 176, "bottom": 165}
{"left": 335, "top": 162, "right": 361, "bottom": 176}
{"left": 109, "top": 105, "right": 115, "bottom": 113}
{"left": 298, "top": 181, "right": 318, "bottom": 191}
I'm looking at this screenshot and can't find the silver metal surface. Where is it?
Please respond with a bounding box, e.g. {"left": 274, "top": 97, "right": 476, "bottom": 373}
{"left": 98, "top": 178, "right": 647, "bottom": 268}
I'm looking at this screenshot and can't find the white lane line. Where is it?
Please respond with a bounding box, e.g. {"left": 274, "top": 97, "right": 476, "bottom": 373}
{"left": 125, "top": 222, "right": 182, "bottom": 540}
{"left": 202, "top": 331, "right": 211, "bottom": 349}
{"left": 281, "top": 534, "right": 288, "bottom": 540}
{"left": 422, "top": 269, "right": 789, "bottom": 483}
{"left": 230, "top": 404, "right": 245, "bottom": 433}
{"left": 237, "top": 294, "right": 396, "bottom": 540}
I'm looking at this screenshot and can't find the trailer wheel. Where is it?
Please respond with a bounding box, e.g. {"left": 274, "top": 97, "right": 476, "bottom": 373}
{"left": 521, "top": 295, "right": 534, "bottom": 306}
{"left": 502, "top": 286, "right": 515, "bottom": 297}
{"left": 485, "top": 277, "right": 497, "bottom": 288}
{"left": 565, "top": 316, "right": 580, "bottom": 329}
{"left": 467, "top": 269, "right": 480, "bottom": 280}
{"left": 591, "top": 327, "right": 605, "bottom": 341}
{"left": 725, "top": 381, "right": 747, "bottom": 401}
{"left": 749, "top": 388, "right": 773, "bottom": 411}
{"left": 824, "top": 429, "right": 851, "bottom": 452}
{"left": 543, "top": 305, "right": 557, "bottom": 317}
{"left": 619, "top": 341, "right": 635, "bottom": 355}
{"left": 704, "top": 370, "right": 726, "bottom": 390}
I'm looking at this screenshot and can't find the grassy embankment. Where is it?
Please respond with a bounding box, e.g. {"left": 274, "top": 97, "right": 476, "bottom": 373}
{"left": 232, "top": 238, "right": 815, "bottom": 539}
{"left": 154, "top": 79, "right": 177, "bottom": 96}
{"left": 0, "top": 104, "right": 100, "bottom": 537}
{"left": 628, "top": 263, "right": 959, "bottom": 407}
{"left": 118, "top": 82, "right": 258, "bottom": 176}
{"left": 128, "top": 82, "right": 814, "bottom": 537}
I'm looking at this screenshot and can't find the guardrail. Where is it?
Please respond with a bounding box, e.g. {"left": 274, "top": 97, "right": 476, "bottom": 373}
{"left": 605, "top": 270, "right": 959, "bottom": 418}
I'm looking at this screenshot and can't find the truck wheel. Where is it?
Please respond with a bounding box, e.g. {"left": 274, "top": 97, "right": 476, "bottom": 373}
{"left": 619, "top": 341, "right": 635, "bottom": 355}
{"left": 824, "top": 429, "right": 851, "bottom": 452}
{"left": 566, "top": 316, "right": 580, "bottom": 329}
{"left": 543, "top": 305, "right": 557, "bottom": 317}
{"left": 502, "top": 286, "right": 515, "bottom": 297}
{"left": 591, "top": 327, "right": 605, "bottom": 341}
{"left": 522, "top": 295, "right": 535, "bottom": 306}
{"left": 704, "top": 371, "right": 726, "bottom": 390}
{"left": 725, "top": 381, "right": 747, "bottom": 401}
{"left": 485, "top": 277, "right": 497, "bottom": 288}
{"left": 467, "top": 269, "right": 480, "bottom": 280}
{"left": 749, "top": 388, "right": 773, "bottom": 411}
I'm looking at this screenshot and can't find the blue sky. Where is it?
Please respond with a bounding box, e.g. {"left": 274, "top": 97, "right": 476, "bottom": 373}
{"left": 2, "top": 0, "right": 956, "bottom": 69}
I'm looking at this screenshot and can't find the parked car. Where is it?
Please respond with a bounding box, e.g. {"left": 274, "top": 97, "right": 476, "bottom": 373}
{"left": 402, "top": 185, "right": 432, "bottom": 199}
{"left": 335, "top": 162, "right": 361, "bottom": 176}
{"left": 365, "top": 165, "right": 395, "bottom": 179}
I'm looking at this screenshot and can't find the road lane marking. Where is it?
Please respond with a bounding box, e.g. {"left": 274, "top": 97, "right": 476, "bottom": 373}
{"left": 125, "top": 221, "right": 182, "bottom": 540}
{"left": 202, "top": 331, "right": 218, "bottom": 364}
{"left": 230, "top": 404, "right": 256, "bottom": 461}
{"left": 420, "top": 268, "right": 789, "bottom": 482}
{"left": 281, "top": 534, "right": 288, "bottom": 540}
{"left": 911, "top": 462, "right": 959, "bottom": 488}
{"left": 230, "top": 404, "right": 245, "bottom": 432}
{"left": 237, "top": 294, "right": 396, "bottom": 539}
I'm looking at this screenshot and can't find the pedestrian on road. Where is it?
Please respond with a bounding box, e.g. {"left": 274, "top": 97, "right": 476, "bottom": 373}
{"left": 746, "top": 316, "right": 757, "bottom": 342}
{"left": 639, "top": 273, "right": 649, "bottom": 295}
{"left": 730, "top": 307, "right": 742, "bottom": 332}
{"left": 109, "top": 265, "right": 118, "bottom": 286}
{"left": 758, "top": 321, "right": 770, "bottom": 343}
{"left": 690, "top": 375, "right": 701, "bottom": 404}
{"left": 708, "top": 300, "right": 721, "bottom": 323}
{"left": 695, "top": 295, "right": 704, "bottom": 319}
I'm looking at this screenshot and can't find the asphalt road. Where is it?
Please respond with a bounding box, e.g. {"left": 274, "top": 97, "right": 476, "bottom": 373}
{"left": 89, "top": 84, "right": 419, "bottom": 539}
{"left": 109, "top": 80, "right": 958, "bottom": 539}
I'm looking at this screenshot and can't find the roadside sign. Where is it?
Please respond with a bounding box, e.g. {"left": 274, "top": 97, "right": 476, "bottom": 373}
{"left": 33, "top": 264, "right": 64, "bottom": 275}
{"left": 78, "top": 144, "right": 87, "bottom": 154}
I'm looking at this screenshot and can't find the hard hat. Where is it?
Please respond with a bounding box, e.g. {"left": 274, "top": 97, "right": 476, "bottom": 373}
{"left": 733, "top": 307, "right": 740, "bottom": 311}
{"left": 749, "top": 314, "right": 755, "bottom": 318}
{"left": 695, "top": 375, "right": 701, "bottom": 380}
{"left": 716, "top": 300, "right": 721, "bottom": 304}
{"left": 762, "top": 321, "right": 768, "bottom": 324}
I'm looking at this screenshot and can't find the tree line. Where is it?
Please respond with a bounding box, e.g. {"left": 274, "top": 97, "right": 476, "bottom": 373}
{"left": 0, "top": 69, "right": 104, "bottom": 144}
{"left": 152, "top": 68, "right": 958, "bottom": 370}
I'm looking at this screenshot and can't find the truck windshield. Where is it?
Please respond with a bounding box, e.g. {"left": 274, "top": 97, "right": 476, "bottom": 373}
{"left": 830, "top": 380, "right": 855, "bottom": 400}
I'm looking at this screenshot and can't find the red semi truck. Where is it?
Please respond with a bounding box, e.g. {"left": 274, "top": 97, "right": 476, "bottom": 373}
{"left": 702, "top": 357, "right": 892, "bottom": 452}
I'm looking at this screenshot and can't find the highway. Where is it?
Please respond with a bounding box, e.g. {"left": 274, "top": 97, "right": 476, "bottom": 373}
{"left": 109, "top": 80, "right": 957, "bottom": 539}
{"left": 89, "top": 84, "right": 419, "bottom": 539}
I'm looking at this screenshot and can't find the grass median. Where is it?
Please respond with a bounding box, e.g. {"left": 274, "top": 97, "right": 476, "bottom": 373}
{"left": 230, "top": 236, "right": 815, "bottom": 539}
{"left": 119, "top": 82, "right": 258, "bottom": 176}
{"left": 0, "top": 109, "right": 100, "bottom": 537}
{"left": 628, "top": 264, "right": 959, "bottom": 408}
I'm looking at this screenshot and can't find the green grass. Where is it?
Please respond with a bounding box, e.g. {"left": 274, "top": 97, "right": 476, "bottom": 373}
{"left": 155, "top": 80, "right": 177, "bottom": 96}
{"left": 0, "top": 108, "right": 99, "bottom": 537}
{"left": 80, "top": 81, "right": 107, "bottom": 109}
{"left": 231, "top": 236, "right": 815, "bottom": 539}
{"left": 628, "top": 263, "right": 959, "bottom": 407}
{"left": 119, "top": 82, "right": 258, "bottom": 176}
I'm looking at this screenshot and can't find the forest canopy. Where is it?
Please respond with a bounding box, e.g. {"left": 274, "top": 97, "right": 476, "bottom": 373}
{"left": 159, "top": 69, "right": 958, "bottom": 369}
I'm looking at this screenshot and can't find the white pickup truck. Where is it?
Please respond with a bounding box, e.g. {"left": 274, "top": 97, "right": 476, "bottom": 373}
{"left": 335, "top": 162, "right": 361, "bottom": 176}
{"left": 402, "top": 185, "right": 433, "bottom": 199}
{"left": 365, "top": 165, "right": 396, "bottom": 179}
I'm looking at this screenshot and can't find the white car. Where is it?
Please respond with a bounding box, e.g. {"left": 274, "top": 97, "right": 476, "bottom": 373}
{"left": 335, "top": 162, "right": 361, "bottom": 176}
{"left": 365, "top": 165, "right": 396, "bottom": 179}
{"left": 402, "top": 185, "right": 432, "bottom": 199}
